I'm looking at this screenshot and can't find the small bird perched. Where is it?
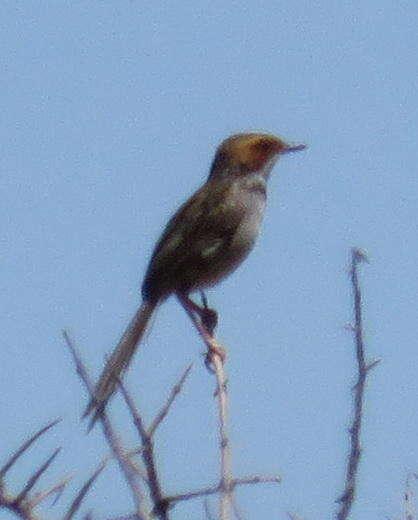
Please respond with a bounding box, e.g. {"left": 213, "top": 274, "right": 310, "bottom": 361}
{"left": 85, "top": 132, "right": 305, "bottom": 424}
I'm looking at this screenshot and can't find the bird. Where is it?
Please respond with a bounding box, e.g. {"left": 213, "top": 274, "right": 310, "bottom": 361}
{"left": 85, "top": 132, "right": 305, "bottom": 425}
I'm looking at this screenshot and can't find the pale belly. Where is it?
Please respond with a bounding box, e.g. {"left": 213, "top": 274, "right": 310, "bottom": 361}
{"left": 194, "top": 189, "right": 266, "bottom": 289}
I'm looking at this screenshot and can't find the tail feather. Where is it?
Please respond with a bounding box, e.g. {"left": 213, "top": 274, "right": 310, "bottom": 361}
{"left": 84, "top": 301, "right": 156, "bottom": 427}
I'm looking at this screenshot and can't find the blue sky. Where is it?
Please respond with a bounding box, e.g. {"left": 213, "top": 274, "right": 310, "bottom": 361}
{"left": 2, "top": 2, "right": 418, "bottom": 519}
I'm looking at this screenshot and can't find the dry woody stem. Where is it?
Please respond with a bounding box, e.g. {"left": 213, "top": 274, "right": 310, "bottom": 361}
{"left": 0, "top": 419, "right": 76, "bottom": 520}
{"left": 63, "top": 331, "right": 151, "bottom": 520}
{"left": 336, "top": 248, "right": 379, "bottom": 520}
{"left": 178, "top": 296, "right": 233, "bottom": 519}
{"left": 2, "top": 316, "right": 280, "bottom": 519}
{"left": 212, "top": 353, "right": 233, "bottom": 519}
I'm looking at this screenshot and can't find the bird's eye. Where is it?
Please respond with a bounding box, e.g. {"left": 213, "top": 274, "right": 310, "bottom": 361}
{"left": 257, "top": 140, "right": 272, "bottom": 150}
{"left": 257, "top": 139, "right": 275, "bottom": 153}
{"left": 254, "top": 140, "right": 276, "bottom": 155}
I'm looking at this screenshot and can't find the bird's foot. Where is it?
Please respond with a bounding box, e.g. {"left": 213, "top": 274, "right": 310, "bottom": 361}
{"left": 199, "top": 291, "right": 218, "bottom": 335}
{"left": 204, "top": 339, "right": 226, "bottom": 373}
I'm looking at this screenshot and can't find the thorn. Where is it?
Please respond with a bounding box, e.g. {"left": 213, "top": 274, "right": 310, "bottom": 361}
{"left": 365, "top": 359, "right": 381, "bottom": 372}
{"left": 0, "top": 419, "right": 62, "bottom": 479}
{"left": 15, "top": 447, "right": 61, "bottom": 503}
{"left": 344, "top": 323, "right": 356, "bottom": 332}
{"left": 63, "top": 460, "right": 106, "bottom": 520}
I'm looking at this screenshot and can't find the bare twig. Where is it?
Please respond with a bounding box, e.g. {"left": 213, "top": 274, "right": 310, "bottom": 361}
{"left": 0, "top": 496, "right": 38, "bottom": 520}
{"left": 0, "top": 419, "right": 61, "bottom": 480}
{"left": 29, "top": 476, "right": 72, "bottom": 508}
{"left": 212, "top": 353, "right": 232, "bottom": 520}
{"left": 405, "top": 473, "right": 416, "bottom": 520}
{"left": 62, "top": 331, "right": 95, "bottom": 393}
{"left": 0, "top": 419, "right": 62, "bottom": 520}
{"left": 118, "top": 381, "right": 168, "bottom": 520}
{"left": 177, "top": 296, "right": 233, "bottom": 519}
{"left": 15, "top": 448, "right": 61, "bottom": 504}
{"left": 203, "top": 499, "right": 215, "bottom": 520}
{"left": 164, "top": 476, "right": 280, "bottom": 505}
{"left": 231, "top": 496, "right": 245, "bottom": 520}
{"left": 62, "top": 331, "right": 150, "bottom": 520}
{"left": 232, "top": 476, "right": 280, "bottom": 486}
{"left": 336, "top": 248, "right": 379, "bottom": 520}
{"left": 179, "top": 295, "right": 283, "bottom": 517}
{"left": 63, "top": 460, "right": 106, "bottom": 520}
{"left": 148, "top": 364, "right": 193, "bottom": 436}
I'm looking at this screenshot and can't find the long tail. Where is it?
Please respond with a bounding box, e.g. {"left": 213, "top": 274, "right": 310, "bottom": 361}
{"left": 84, "top": 300, "right": 157, "bottom": 427}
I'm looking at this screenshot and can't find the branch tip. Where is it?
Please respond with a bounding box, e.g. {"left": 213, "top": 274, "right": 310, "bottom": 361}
{"left": 351, "top": 247, "right": 369, "bottom": 265}
{"left": 63, "top": 460, "right": 106, "bottom": 520}
{"left": 148, "top": 363, "right": 193, "bottom": 436}
{"left": 365, "top": 359, "right": 381, "bottom": 372}
{"left": 0, "top": 418, "right": 62, "bottom": 480}
{"left": 15, "top": 447, "right": 62, "bottom": 503}
{"left": 336, "top": 247, "right": 373, "bottom": 520}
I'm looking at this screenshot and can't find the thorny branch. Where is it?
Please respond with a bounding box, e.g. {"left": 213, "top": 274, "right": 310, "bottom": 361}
{"left": 0, "top": 419, "right": 61, "bottom": 480}
{"left": 163, "top": 475, "right": 281, "bottom": 505}
{"left": 118, "top": 383, "right": 168, "bottom": 520}
{"left": 212, "top": 353, "right": 233, "bottom": 520}
{"left": 336, "top": 248, "right": 379, "bottom": 520}
{"left": 15, "top": 448, "right": 62, "bottom": 504}
{"left": 5, "top": 248, "right": 416, "bottom": 519}
{"left": 0, "top": 417, "right": 108, "bottom": 520}
{"left": 0, "top": 420, "right": 67, "bottom": 520}
{"left": 3, "top": 313, "right": 283, "bottom": 520}
{"left": 148, "top": 364, "right": 192, "bottom": 437}
{"left": 177, "top": 293, "right": 280, "bottom": 520}
{"left": 63, "top": 460, "right": 106, "bottom": 520}
{"left": 63, "top": 331, "right": 150, "bottom": 520}
{"left": 177, "top": 296, "right": 233, "bottom": 519}
{"left": 30, "top": 477, "right": 71, "bottom": 509}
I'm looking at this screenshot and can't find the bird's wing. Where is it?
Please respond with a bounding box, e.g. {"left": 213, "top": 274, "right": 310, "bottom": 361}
{"left": 142, "top": 180, "right": 243, "bottom": 298}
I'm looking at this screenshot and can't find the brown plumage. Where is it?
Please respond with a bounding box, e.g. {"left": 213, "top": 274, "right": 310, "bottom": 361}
{"left": 85, "top": 133, "right": 305, "bottom": 425}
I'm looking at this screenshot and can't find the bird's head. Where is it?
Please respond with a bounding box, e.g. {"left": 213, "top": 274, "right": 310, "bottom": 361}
{"left": 208, "top": 133, "right": 305, "bottom": 181}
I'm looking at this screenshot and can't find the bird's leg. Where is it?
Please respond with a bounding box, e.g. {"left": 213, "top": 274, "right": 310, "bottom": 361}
{"left": 181, "top": 294, "right": 206, "bottom": 318}
{"left": 199, "top": 291, "right": 218, "bottom": 335}
{"left": 177, "top": 293, "right": 225, "bottom": 363}
{"left": 198, "top": 292, "right": 220, "bottom": 372}
{"left": 179, "top": 293, "right": 218, "bottom": 335}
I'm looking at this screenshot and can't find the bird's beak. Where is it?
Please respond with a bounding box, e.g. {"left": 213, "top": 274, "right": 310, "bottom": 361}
{"left": 282, "top": 143, "right": 307, "bottom": 154}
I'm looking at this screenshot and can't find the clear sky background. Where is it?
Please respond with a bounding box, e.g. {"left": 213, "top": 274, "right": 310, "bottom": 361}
{"left": 2, "top": 2, "right": 418, "bottom": 519}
